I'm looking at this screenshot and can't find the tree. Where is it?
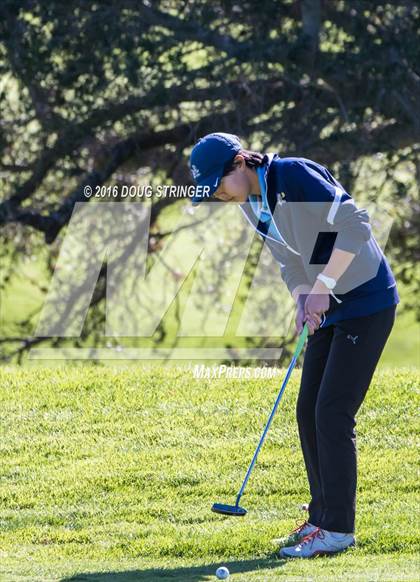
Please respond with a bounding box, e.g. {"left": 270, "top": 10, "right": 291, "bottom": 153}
{"left": 0, "top": 0, "right": 418, "bottom": 362}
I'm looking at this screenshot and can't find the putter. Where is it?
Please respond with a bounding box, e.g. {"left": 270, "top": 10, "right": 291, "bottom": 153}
{"left": 212, "top": 323, "right": 309, "bottom": 516}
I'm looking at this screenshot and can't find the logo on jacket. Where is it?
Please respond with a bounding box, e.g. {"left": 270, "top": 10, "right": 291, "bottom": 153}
{"left": 191, "top": 164, "right": 201, "bottom": 179}
{"left": 346, "top": 334, "right": 358, "bottom": 344}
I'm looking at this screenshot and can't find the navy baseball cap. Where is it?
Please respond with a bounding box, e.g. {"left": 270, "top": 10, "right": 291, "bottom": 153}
{"left": 189, "top": 133, "right": 242, "bottom": 205}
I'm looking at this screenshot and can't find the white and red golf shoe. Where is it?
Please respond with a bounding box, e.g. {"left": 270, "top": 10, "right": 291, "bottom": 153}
{"left": 279, "top": 526, "right": 355, "bottom": 559}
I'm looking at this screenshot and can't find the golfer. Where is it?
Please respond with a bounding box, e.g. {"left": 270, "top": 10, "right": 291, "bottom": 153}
{"left": 188, "top": 133, "right": 399, "bottom": 558}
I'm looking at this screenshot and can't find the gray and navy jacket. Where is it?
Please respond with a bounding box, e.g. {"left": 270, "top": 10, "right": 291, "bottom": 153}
{"left": 239, "top": 154, "right": 399, "bottom": 328}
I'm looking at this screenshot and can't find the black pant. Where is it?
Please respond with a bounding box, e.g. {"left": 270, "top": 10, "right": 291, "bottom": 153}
{"left": 296, "top": 305, "right": 397, "bottom": 534}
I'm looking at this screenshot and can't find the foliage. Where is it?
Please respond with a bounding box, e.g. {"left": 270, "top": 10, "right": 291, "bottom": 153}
{"left": 0, "top": 1, "right": 418, "bottom": 360}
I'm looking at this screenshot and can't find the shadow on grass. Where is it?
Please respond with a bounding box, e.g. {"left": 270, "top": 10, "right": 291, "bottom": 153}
{"left": 61, "top": 556, "right": 286, "bottom": 581}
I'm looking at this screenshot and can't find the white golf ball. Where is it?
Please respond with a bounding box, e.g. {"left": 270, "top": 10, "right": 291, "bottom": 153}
{"left": 216, "top": 566, "right": 230, "bottom": 579}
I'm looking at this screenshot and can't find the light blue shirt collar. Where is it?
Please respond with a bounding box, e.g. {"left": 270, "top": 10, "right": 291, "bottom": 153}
{"left": 247, "top": 165, "right": 271, "bottom": 222}
{"left": 241, "top": 154, "right": 301, "bottom": 256}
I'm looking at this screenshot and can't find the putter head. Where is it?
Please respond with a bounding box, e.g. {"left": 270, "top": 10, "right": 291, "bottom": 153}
{"left": 211, "top": 503, "right": 247, "bottom": 516}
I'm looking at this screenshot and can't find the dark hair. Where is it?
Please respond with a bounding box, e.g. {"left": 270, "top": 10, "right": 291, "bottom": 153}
{"left": 222, "top": 149, "right": 265, "bottom": 177}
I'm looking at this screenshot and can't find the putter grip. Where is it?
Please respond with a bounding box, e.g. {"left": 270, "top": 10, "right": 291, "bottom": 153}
{"left": 293, "top": 323, "right": 309, "bottom": 359}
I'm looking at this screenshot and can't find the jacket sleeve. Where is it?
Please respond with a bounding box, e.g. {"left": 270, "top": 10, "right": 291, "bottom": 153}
{"left": 263, "top": 235, "right": 310, "bottom": 295}
{"left": 282, "top": 160, "right": 372, "bottom": 256}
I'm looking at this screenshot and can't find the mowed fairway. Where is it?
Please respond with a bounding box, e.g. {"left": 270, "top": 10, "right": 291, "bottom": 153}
{"left": 0, "top": 366, "right": 418, "bottom": 581}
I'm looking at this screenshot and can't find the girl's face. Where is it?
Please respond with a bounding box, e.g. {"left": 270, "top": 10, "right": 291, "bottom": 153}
{"left": 213, "top": 155, "right": 253, "bottom": 203}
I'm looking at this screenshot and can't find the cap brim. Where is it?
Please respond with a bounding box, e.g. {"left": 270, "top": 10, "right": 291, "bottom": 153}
{"left": 191, "top": 171, "right": 221, "bottom": 205}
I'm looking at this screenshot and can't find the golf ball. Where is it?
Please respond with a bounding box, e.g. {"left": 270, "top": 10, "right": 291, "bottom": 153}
{"left": 216, "top": 566, "right": 230, "bottom": 579}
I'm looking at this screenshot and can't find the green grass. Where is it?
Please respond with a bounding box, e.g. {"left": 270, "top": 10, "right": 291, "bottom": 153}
{"left": 0, "top": 366, "right": 419, "bottom": 581}
{"left": 380, "top": 310, "right": 420, "bottom": 368}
